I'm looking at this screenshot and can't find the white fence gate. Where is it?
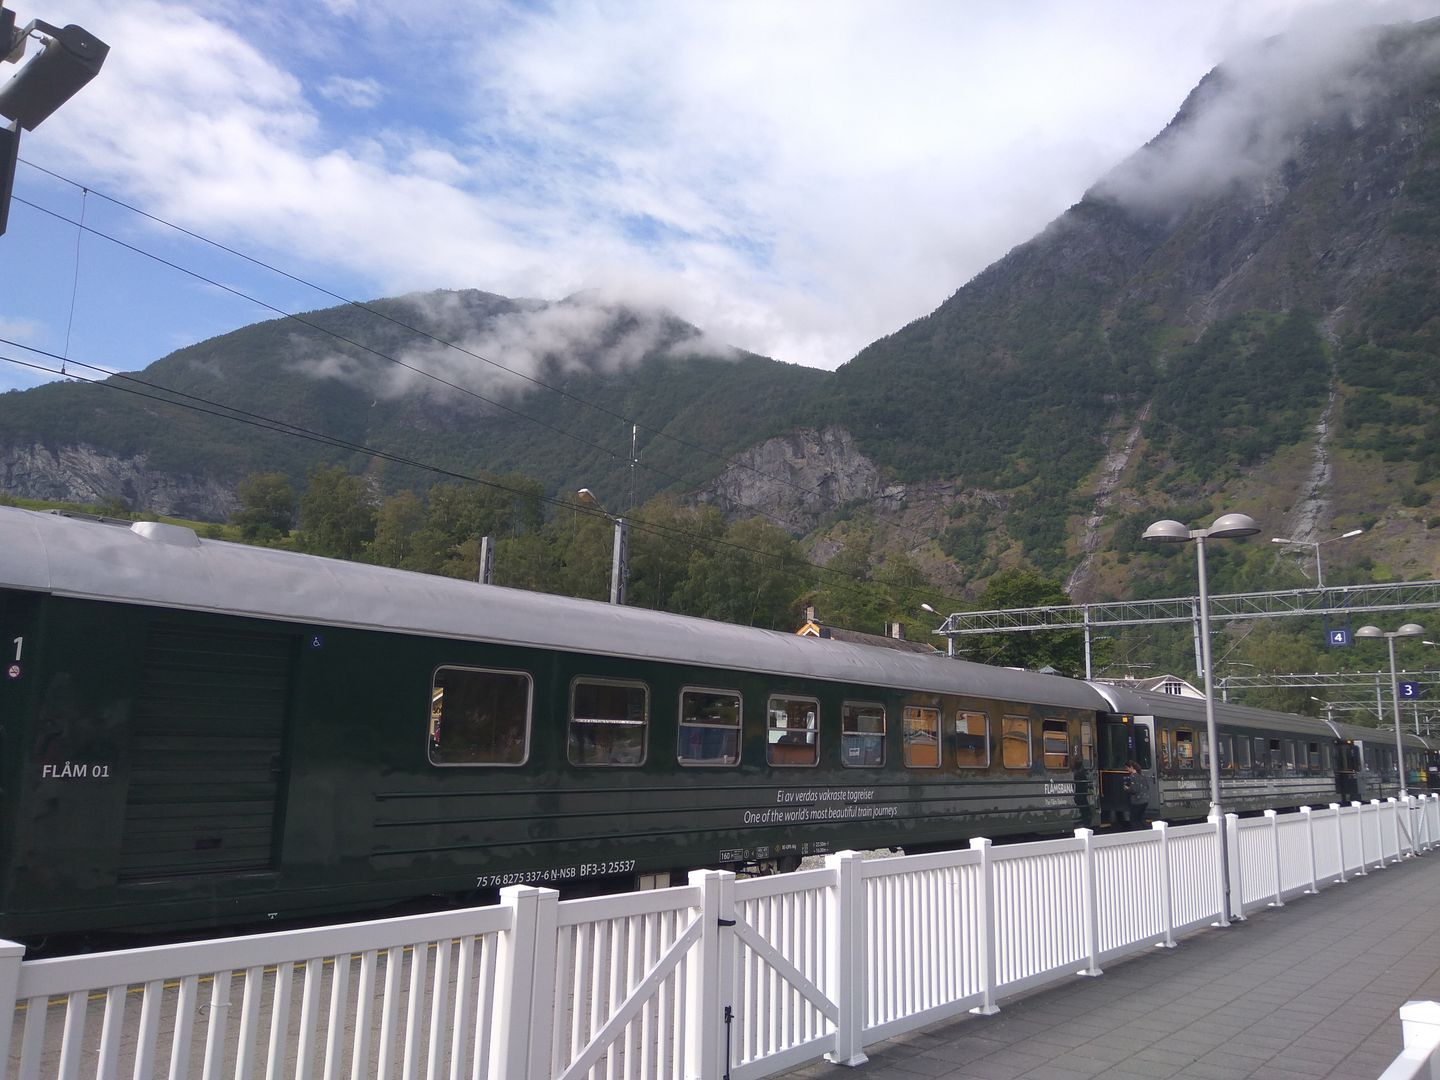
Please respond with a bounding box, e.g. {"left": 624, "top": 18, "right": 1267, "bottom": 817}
{"left": 4, "top": 796, "right": 1436, "bottom": 1080}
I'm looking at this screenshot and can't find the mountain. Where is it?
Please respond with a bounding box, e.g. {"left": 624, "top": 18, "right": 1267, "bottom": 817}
{"left": 0, "top": 290, "right": 824, "bottom": 520}
{"left": 804, "top": 16, "right": 1440, "bottom": 594}
{"left": 2, "top": 17, "right": 1439, "bottom": 603}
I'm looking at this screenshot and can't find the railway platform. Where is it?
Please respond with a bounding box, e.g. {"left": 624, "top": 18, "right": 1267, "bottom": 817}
{"left": 778, "top": 843, "right": 1440, "bottom": 1080}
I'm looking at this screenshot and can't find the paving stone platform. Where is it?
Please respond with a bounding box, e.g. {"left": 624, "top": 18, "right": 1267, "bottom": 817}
{"left": 779, "top": 850, "right": 1440, "bottom": 1080}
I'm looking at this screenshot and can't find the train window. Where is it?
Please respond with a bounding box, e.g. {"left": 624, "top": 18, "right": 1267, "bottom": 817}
{"left": 678, "top": 688, "right": 741, "bottom": 767}
{"left": 1002, "top": 716, "right": 1031, "bottom": 770}
{"left": 1200, "top": 732, "right": 1211, "bottom": 769}
{"left": 1234, "top": 736, "right": 1252, "bottom": 768}
{"left": 956, "top": 711, "right": 989, "bottom": 768}
{"left": 1158, "top": 727, "right": 1174, "bottom": 769}
{"left": 1041, "top": 720, "right": 1069, "bottom": 769}
{"left": 1321, "top": 743, "right": 1332, "bottom": 770}
{"left": 1079, "top": 721, "right": 1094, "bottom": 768}
{"left": 903, "top": 706, "right": 941, "bottom": 768}
{"left": 1255, "top": 737, "right": 1268, "bottom": 767}
{"left": 768, "top": 696, "right": 819, "bottom": 767}
{"left": 1175, "top": 730, "right": 1195, "bottom": 768}
{"left": 429, "top": 666, "right": 531, "bottom": 766}
{"left": 568, "top": 679, "right": 648, "bottom": 766}
{"left": 1218, "top": 735, "right": 1232, "bottom": 769}
{"left": 842, "top": 702, "right": 886, "bottom": 768}
{"left": 1268, "top": 739, "right": 1283, "bottom": 769}
{"left": 1307, "top": 742, "right": 1322, "bottom": 770}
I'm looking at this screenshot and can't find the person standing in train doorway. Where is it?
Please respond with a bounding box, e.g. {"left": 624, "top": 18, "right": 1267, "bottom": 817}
{"left": 1123, "top": 760, "right": 1150, "bottom": 830}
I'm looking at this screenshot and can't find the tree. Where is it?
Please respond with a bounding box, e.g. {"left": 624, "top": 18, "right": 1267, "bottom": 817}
{"left": 968, "top": 569, "right": 1085, "bottom": 675}
{"left": 685, "top": 516, "right": 805, "bottom": 628}
{"left": 369, "top": 490, "right": 425, "bottom": 567}
{"left": 296, "top": 465, "right": 376, "bottom": 560}
{"left": 231, "top": 473, "right": 296, "bottom": 543}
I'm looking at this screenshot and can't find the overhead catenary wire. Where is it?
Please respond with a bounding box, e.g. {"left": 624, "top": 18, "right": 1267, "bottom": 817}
{"left": 14, "top": 162, "right": 953, "bottom": 556}
{"left": 0, "top": 342, "right": 980, "bottom": 618}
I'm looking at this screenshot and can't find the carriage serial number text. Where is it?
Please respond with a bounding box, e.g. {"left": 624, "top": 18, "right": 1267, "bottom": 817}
{"left": 475, "top": 859, "right": 636, "bottom": 888}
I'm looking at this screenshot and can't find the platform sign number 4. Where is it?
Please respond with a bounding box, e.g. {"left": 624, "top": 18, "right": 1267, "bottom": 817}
{"left": 1328, "top": 629, "right": 1351, "bottom": 647}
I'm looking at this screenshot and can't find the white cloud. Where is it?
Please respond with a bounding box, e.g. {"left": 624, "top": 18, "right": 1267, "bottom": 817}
{"left": 316, "top": 75, "right": 383, "bottom": 109}
{"left": 13, "top": 0, "right": 1440, "bottom": 380}
{"left": 0, "top": 317, "right": 44, "bottom": 344}
{"left": 302, "top": 290, "right": 737, "bottom": 402}
{"left": 1097, "top": 1, "right": 1440, "bottom": 212}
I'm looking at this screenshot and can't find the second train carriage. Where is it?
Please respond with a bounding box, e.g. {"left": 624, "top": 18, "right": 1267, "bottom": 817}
{"left": 0, "top": 505, "right": 1424, "bottom": 941}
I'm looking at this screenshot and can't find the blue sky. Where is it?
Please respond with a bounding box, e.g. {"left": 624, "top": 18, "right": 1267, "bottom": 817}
{"left": 3, "top": 0, "right": 1439, "bottom": 395}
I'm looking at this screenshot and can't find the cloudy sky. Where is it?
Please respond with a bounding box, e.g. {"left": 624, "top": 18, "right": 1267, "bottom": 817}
{"left": 2, "top": 0, "right": 1438, "bottom": 395}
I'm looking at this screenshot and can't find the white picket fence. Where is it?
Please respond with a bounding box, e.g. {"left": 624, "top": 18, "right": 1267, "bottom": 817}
{"left": 4, "top": 796, "right": 1436, "bottom": 1080}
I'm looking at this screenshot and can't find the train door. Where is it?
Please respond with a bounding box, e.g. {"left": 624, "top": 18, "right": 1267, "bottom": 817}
{"left": 1334, "top": 740, "right": 1360, "bottom": 801}
{"left": 117, "top": 621, "right": 293, "bottom": 880}
{"left": 1096, "top": 714, "right": 1154, "bottom": 825}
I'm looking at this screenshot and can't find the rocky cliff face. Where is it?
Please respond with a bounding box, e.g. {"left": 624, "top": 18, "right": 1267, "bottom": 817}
{"left": 694, "top": 428, "right": 893, "bottom": 532}
{"left": 1, "top": 444, "right": 236, "bottom": 520}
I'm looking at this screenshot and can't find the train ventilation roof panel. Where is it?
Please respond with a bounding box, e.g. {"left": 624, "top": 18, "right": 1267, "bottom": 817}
{"left": 129, "top": 520, "right": 201, "bottom": 548}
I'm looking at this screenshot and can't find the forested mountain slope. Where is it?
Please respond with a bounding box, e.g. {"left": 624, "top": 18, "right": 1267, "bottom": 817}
{"left": 3, "top": 18, "right": 1439, "bottom": 603}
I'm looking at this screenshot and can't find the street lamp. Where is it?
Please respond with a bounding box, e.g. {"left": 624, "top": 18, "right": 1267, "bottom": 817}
{"left": 920, "top": 603, "right": 955, "bottom": 658}
{"left": 1269, "top": 528, "right": 1362, "bottom": 590}
{"left": 0, "top": 12, "right": 109, "bottom": 236}
{"left": 577, "top": 488, "right": 628, "bottom": 605}
{"left": 1355, "top": 622, "right": 1425, "bottom": 797}
{"left": 1143, "top": 511, "right": 1259, "bottom": 923}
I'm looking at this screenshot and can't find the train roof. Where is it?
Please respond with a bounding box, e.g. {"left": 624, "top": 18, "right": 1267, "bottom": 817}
{"left": 0, "top": 507, "right": 1107, "bottom": 710}
{"left": 1090, "top": 682, "right": 1432, "bottom": 749}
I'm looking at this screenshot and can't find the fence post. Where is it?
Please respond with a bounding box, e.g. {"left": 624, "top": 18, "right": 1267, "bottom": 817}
{"left": 1355, "top": 802, "right": 1370, "bottom": 876}
{"left": 1331, "top": 804, "right": 1347, "bottom": 884}
{"left": 1397, "top": 1000, "right": 1440, "bottom": 1069}
{"left": 825, "top": 851, "right": 869, "bottom": 1067}
{"left": 488, "top": 885, "right": 557, "bottom": 1080}
{"left": 1077, "top": 829, "right": 1102, "bottom": 976}
{"left": 969, "top": 838, "right": 1000, "bottom": 1016}
{"left": 0, "top": 941, "right": 24, "bottom": 1069}
{"left": 1151, "top": 821, "right": 1176, "bottom": 948}
{"left": 1224, "top": 813, "right": 1243, "bottom": 922}
{"left": 1300, "top": 807, "right": 1319, "bottom": 895}
{"left": 1374, "top": 800, "right": 1390, "bottom": 868}
{"left": 686, "top": 869, "right": 729, "bottom": 1080}
{"left": 1265, "top": 810, "right": 1284, "bottom": 908}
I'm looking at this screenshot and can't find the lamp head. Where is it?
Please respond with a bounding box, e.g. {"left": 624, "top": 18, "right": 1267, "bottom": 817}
{"left": 1143, "top": 519, "right": 1191, "bottom": 543}
{"left": 920, "top": 603, "right": 937, "bottom": 615}
{"left": 1356, "top": 625, "right": 1383, "bottom": 640}
{"left": 0, "top": 22, "right": 108, "bottom": 132}
{"left": 1207, "top": 513, "right": 1260, "bottom": 538}
{"left": 1398, "top": 623, "right": 1426, "bottom": 638}
{"left": 1341, "top": 528, "right": 1364, "bottom": 539}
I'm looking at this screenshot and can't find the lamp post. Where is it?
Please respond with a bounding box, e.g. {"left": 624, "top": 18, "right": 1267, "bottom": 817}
{"left": 1269, "top": 528, "right": 1362, "bottom": 590}
{"left": 1143, "top": 512, "right": 1259, "bottom": 923}
{"left": 920, "top": 603, "right": 955, "bottom": 658}
{"left": 577, "top": 488, "right": 628, "bottom": 605}
{"left": 1355, "top": 622, "right": 1425, "bottom": 798}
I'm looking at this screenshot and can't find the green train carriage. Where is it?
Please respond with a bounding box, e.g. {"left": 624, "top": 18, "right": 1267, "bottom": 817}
{"left": 0, "top": 507, "right": 1421, "bottom": 942}
{"left": 0, "top": 507, "right": 1107, "bottom": 940}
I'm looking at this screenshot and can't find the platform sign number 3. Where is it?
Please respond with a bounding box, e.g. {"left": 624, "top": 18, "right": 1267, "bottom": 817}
{"left": 7, "top": 636, "right": 21, "bottom": 681}
{"left": 1399, "top": 681, "right": 1421, "bottom": 700}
